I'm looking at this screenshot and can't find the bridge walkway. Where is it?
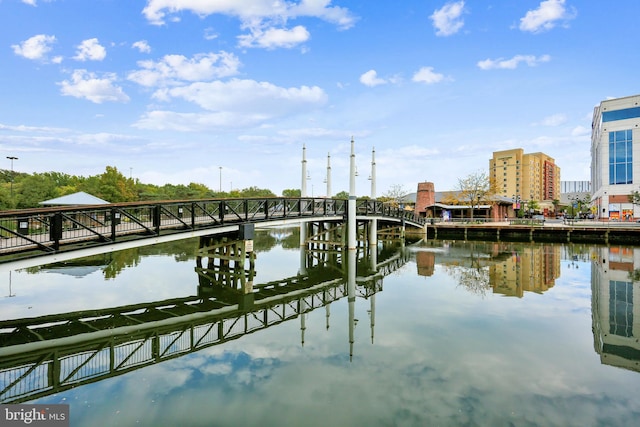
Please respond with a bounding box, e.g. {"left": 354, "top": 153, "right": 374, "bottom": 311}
{"left": 0, "top": 197, "right": 425, "bottom": 264}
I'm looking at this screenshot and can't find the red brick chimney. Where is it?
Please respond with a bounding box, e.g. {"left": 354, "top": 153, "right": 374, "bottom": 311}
{"left": 416, "top": 182, "right": 435, "bottom": 217}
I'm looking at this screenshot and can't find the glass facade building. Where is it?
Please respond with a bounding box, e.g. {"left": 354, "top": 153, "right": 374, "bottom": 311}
{"left": 591, "top": 95, "right": 640, "bottom": 220}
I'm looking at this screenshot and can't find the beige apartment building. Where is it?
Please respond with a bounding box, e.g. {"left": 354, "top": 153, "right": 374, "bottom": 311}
{"left": 489, "top": 149, "right": 561, "bottom": 208}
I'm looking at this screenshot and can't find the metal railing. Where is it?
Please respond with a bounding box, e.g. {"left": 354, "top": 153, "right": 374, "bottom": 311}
{"left": 0, "top": 197, "right": 424, "bottom": 259}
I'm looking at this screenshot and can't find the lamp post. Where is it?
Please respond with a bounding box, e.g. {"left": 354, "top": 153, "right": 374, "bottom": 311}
{"left": 6, "top": 156, "right": 18, "bottom": 201}
{"left": 219, "top": 166, "right": 222, "bottom": 192}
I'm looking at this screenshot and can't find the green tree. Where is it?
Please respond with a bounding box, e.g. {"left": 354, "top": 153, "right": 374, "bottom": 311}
{"left": 282, "top": 188, "right": 301, "bottom": 197}
{"left": 15, "top": 173, "right": 60, "bottom": 208}
{"left": 239, "top": 186, "right": 276, "bottom": 198}
{"left": 333, "top": 190, "right": 349, "bottom": 199}
{"left": 93, "top": 166, "right": 136, "bottom": 203}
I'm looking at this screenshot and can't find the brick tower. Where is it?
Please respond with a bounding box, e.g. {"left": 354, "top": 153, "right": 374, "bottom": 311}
{"left": 415, "top": 182, "right": 435, "bottom": 217}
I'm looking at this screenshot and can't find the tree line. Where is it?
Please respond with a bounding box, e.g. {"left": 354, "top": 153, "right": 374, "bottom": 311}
{"left": 0, "top": 166, "right": 313, "bottom": 210}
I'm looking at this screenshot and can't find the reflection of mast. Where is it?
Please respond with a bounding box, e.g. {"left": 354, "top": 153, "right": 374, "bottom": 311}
{"left": 369, "top": 294, "right": 375, "bottom": 344}
{"left": 348, "top": 137, "right": 357, "bottom": 361}
{"left": 348, "top": 248, "right": 356, "bottom": 362}
{"left": 326, "top": 304, "right": 330, "bottom": 330}
{"left": 300, "top": 299, "right": 306, "bottom": 347}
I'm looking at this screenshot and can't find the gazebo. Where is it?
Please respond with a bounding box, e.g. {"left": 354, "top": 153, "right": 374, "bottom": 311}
{"left": 39, "top": 191, "right": 110, "bottom": 206}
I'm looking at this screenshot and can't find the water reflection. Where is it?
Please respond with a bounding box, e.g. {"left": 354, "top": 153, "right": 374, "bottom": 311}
{"left": 0, "top": 229, "right": 407, "bottom": 404}
{"left": 414, "top": 241, "right": 562, "bottom": 297}
{"left": 1, "top": 231, "right": 639, "bottom": 425}
{"left": 591, "top": 246, "right": 640, "bottom": 373}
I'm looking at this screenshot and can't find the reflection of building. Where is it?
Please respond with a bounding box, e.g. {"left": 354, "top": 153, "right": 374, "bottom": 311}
{"left": 591, "top": 246, "right": 640, "bottom": 373}
{"left": 591, "top": 94, "right": 640, "bottom": 221}
{"left": 415, "top": 251, "right": 435, "bottom": 277}
{"left": 489, "top": 245, "right": 561, "bottom": 297}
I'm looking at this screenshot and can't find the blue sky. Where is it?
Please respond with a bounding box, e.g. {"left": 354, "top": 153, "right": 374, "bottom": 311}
{"left": 1, "top": 0, "right": 638, "bottom": 197}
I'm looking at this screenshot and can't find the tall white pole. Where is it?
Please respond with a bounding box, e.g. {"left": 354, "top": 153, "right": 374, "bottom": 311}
{"left": 348, "top": 137, "right": 357, "bottom": 251}
{"left": 370, "top": 147, "right": 376, "bottom": 199}
{"left": 369, "top": 147, "right": 378, "bottom": 250}
{"left": 326, "top": 152, "right": 332, "bottom": 197}
{"left": 300, "top": 144, "right": 308, "bottom": 272}
{"left": 301, "top": 144, "right": 308, "bottom": 197}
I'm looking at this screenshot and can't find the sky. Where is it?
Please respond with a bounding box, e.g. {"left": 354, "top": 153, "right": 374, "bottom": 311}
{"left": 1, "top": 0, "right": 639, "bottom": 197}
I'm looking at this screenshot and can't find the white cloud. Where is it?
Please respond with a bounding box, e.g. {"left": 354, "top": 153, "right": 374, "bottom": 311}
{"left": 571, "top": 126, "right": 589, "bottom": 137}
{"left": 142, "top": 0, "right": 356, "bottom": 29}
{"left": 132, "top": 40, "right": 151, "bottom": 53}
{"left": 430, "top": 1, "right": 465, "bottom": 36}
{"left": 58, "top": 69, "right": 130, "bottom": 103}
{"left": 477, "top": 54, "right": 551, "bottom": 70}
{"left": 133, "top": 110, "right": 271, "bottom": 131}
{"left": 135, "top": 79, "right": 327, "bottom": 131}
{"left": 21, "top": 0, "right": 37, "bottom": 6}
{"left": 12, "top": 34, "right": 56, "bottom": 61}
{"left": 73, "top": 38, "right": 106, "bottom": 61}
{"left": 238, "top": 25, "right": 310, "bottom": 49}
{"left": 156, "top": 78, "right": 327, "bottom": 113}
{"left": 127, "top": 52, "right": 241, "bottom": 87}
{"left": 536, "top": 113, "right": 568, "bottom": 126}
{"left": 204, "top": 28, "right": 218, "bottom": 40}
{"left": 142, "top": 0, "right": 354, "bottom": 51}
{"left": 360, "top": 70, "right": 387, "bottom": 87}
{"left": 412, "top": 67, "right": 446, "bottom": 84}
{"left": 519, "top": 0, "right": 576, "bottom": 33}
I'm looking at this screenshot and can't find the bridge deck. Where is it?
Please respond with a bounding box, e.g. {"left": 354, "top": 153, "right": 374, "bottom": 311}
{"left": 0, "top": 197, "right": 425, "bottom": 263}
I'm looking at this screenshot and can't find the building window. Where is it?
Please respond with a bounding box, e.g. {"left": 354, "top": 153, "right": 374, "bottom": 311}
{"left": 609, "top": 280, "right": 633, "bottom": 337}
{"left": 609, "top": 129, "right": 633, "bottom": 185}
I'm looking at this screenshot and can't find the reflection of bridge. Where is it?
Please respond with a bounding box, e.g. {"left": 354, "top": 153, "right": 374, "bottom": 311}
{"left": 0, "top": 197, "right": 424, "bottom": 267}
{"left": 0, "top": 237, "right": 409, "bottom": 404}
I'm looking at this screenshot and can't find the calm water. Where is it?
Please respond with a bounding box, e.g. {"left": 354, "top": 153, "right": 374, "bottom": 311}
{"left": 1, "top": 227, "right": 639, "bottom": 427}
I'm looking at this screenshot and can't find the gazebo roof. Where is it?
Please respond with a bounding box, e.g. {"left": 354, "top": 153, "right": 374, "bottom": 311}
{"left": 39, "top": 191, "right": 110, "bottom": 206}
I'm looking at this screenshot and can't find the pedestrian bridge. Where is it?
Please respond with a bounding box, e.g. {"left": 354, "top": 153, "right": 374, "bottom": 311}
{"left": 0, "top": 240, "right": 409, "bottom": 404}
{"left": 0, "top": 197, "right": 425, "bottom": 267}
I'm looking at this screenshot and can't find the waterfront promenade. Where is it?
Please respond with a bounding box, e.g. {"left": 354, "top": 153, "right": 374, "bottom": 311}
{"left": 426, "top": 218, "right": 640, "bottom": 244}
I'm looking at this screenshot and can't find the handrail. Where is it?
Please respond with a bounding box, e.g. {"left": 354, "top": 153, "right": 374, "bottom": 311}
{"left": 0, "top": 197, "right": 425, "bottom": 260}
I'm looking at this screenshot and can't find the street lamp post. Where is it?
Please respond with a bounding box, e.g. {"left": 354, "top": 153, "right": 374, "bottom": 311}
{"left": 219, "top": 166, "right": 222, "bottom": 192}
{"left": 6, "top": 156, "right": 18, "bottom": 200}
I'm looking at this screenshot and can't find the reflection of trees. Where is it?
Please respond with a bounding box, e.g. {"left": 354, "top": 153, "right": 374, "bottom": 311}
{"left": 25, "top": 229, "right": 295, "bottom": 279}
{"left": 443, "top": 258, "right": 491, "bottom": 297}
{"left": 252, "top": 230, "right": 278, "bottom": 253}
{"left": 439, "top": 241, "right": 511, "bottom": 297}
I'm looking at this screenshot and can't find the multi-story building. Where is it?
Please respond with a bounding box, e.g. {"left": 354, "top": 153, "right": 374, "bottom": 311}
{"left": 489, "top": 149, "right": 561, "bottom": 208}
{"left": 591, "top": 94, "right": 640, "bottom": 220}
{"left": 561, "top": 180, "right": 591, "bottom": 193}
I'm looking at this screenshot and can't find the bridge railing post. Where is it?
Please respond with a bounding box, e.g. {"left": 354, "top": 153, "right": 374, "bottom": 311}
{"left": 219, "top": 201, "right": 225, "bottom": 224}
{"left": 152, "top": 205, "right": 161, "bottom": 234}
{"left": 49, "top": 212, "right": 63, "bottom": 250}
{"left": 110, "top": 208, "right": 118, "bottom": 240}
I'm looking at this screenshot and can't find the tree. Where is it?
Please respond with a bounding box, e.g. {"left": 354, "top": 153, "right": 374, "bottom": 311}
{"left": 381, "top": 184, "right": 408, "bottom": 207}
{"left": 629, "top": 191, "right": 640, "bottom": 206}
{"left": 15, "top": 173, "right": 60, "bottom": 208}
{"left": 455, "top": 171, "right": 495, "bottom": 220}
{"left": 282, "top": 188, "right": 301, "bottom": 197}
{"left": 525, "top": 199, "right": 540, "bottom": 217}
{"left": 333, "top": 190, "right": 349, "bottom": 199}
